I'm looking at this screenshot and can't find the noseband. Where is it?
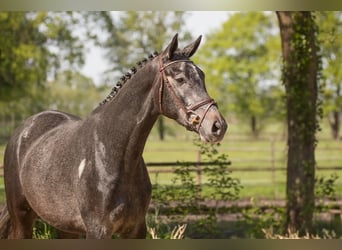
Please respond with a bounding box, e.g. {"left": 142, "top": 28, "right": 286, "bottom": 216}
{"left": 158, "top": 59, "right": 216, "bottom": 132}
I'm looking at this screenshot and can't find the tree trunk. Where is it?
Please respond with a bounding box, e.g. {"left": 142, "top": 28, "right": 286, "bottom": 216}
{"left": 251, "top": 115, "right": 258, "bottom": 138}
{"left": 329, "top": 110, "right": 340, "bottom": 140}
{"left": 328, "top": 84, "right": 341, "bottom": 140}
{"left": 277, "top": 11, "right": 320, "bottom": 234}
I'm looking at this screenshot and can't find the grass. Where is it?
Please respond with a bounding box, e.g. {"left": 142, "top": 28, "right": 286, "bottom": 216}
{"left": 144, "top": 131, "right": 342, "bottom": 200}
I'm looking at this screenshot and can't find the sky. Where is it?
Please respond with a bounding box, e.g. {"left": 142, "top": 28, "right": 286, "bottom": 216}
{"left": 80, "top": 11, "right": 230, "bottom": 85}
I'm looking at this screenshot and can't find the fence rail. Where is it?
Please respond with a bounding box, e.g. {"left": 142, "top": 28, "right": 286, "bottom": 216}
{"left": 145, "top": 162, "right": 342, "bottom": 172}
{"left": 1, "top": 163, "right": 342, "bottom": 176}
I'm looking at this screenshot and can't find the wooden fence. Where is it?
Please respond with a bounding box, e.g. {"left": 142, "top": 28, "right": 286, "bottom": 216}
{"left": 1, "top": 162, "right": 342, "bottom": 175}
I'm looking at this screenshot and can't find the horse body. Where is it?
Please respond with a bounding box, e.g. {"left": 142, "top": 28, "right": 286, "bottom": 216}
{"left": 5, "top": 63, "right": 157, "bottom": 238}
{"left": 0, "top": 34, "right": 227, "bottom": 239}
{"left": 4, "top": 111, "right": 86, "bottom": 237}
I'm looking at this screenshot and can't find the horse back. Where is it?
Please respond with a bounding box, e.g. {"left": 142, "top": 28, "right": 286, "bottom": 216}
{"left": 4, "top": 110, "right": 81, "bottom": 170}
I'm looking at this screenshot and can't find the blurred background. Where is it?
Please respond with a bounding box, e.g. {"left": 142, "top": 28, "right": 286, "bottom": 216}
{"left": 0, "top": 11, "right": 341, "bottom": 239}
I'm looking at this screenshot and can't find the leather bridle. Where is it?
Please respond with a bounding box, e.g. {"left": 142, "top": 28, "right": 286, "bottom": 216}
{"left": 158, "top": 58, "right": 216, "bottom": 132}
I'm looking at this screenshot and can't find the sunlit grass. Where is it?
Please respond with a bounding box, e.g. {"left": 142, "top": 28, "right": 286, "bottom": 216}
{"left": 144, "top": 127, "right": 342, "bottom": 200}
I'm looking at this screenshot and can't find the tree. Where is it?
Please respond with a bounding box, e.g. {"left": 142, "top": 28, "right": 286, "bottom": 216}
{"left": 317, "top": 12, "right": 342, "bottom": 140}
{"left": 0, "top": 12, "right": 85, "bottom": 102}
{"left": 87, "top": 11, "right": 193, "bottom": 140}
{"left": 0, "top": 12, "right": 48, "bottom": 102}
{"left": 196, "top": 12, "right": 282, "bottom": 137}
{"left": 277, "top": 11, "right": 321, "bottom": 234}
{"left": 0, "top": 12, "right": 88, "bottom": 140}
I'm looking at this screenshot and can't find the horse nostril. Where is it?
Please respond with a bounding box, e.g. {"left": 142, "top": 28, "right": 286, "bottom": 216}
{"left": 212, "top": 121, "right": 221, "bottom": 135}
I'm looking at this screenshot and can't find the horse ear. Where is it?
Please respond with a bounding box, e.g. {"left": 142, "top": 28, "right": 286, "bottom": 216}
{"left": 164, "top": 33, "right": 178, "bottom": 59}
{"left": 182, "top": 35, "right": 202, "bottom": 58}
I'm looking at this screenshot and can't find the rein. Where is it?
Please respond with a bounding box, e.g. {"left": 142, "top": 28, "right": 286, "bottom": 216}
{"left": 158, "top": 58, "right": 216, "bottom": 132}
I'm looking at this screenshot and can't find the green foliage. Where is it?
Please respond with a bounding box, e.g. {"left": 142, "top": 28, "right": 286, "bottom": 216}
{"left": 283, "top": 12, "right": 323, "bottom": 139}
{"left": 196, "top": 12, "right": 283, "bottom": 136}
{"left": 87, "top": 11, "right": 193, "bottom": 82}
{"left": 46, "top": 70, "right": 105, "bottom": 117}
{"left": 152, "top": 162, "right": 202, "bottom": 217}
{"left": 241, "top": 170, "right": 339, "bottom": 239}
{"left": 0, "top": 12, "right": 89, "bottom": 140}
{"left": 0, "top": 12, "right": 47, "bottom": 102}
{"left": 0, "top": 70, "right": 102, "bottom": 142}
{"left": 241, "top": 199, "right": 285, "bottom": 238}
{"left": 32, "top": 220, "right": 57, "bottom": 239}
{"left": 151, "top": 137, "right": 242, "bottom": 238}
{"left": 0, "top": 12, "right": 85, "bottom": 102}
{"left": 282, "top": 11, "right": 322, "bottom": 169}
{"left": 315, "top": 173, "right": 339, "bottom": 201}
{"left": 194, "top": 139, "right": 241, "bottom": 202}
{"left": 316, "top": 12, "right": 342, "bottom": 139}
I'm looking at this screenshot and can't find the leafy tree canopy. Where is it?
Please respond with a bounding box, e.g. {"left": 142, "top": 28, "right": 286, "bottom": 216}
{"left": 0, "top": 12, "right": 85, "bottom": 102}
{"left": 86, "top": 11, "right": 193, "bottom": 83}
{"left": 196, "top": 12, "right": 282, "bottom": 135}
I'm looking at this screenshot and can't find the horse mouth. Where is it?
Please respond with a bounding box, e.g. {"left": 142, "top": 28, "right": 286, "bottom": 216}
{"left": 199, "top": 132, "right": 225, "bottom": 143}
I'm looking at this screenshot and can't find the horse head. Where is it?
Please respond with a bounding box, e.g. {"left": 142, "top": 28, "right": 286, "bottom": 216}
{"left": 158, "top": 34, "right": 227, "bottom": 143}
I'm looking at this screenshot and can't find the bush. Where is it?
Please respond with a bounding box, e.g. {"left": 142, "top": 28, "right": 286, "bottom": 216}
{"left": 150, "top": 137, "right": 242, "bottom": 238}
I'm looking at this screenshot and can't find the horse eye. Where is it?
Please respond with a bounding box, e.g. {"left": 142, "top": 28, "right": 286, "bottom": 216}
{"left": 175, "top": 77, "right": 185, "bottom": 84}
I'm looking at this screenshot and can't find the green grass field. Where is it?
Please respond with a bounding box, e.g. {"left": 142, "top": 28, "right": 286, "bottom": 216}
{"left": 142, "top": 117, "right": 342, "bottom": 200}
{"left": 144, "top": 136, "right": 342, "bottom": 200}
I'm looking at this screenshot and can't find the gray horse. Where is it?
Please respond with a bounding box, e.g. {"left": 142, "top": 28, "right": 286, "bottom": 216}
{"left": 0, "top": 34, "right": 227, "bottom": 239}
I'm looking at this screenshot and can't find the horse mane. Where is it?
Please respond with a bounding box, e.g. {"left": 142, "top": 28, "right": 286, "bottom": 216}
{"left": 97, "top": 51, "right": 159, "bottom": 108}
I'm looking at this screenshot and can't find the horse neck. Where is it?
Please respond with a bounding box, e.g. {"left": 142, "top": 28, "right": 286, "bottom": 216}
{"left": 88, "top": 61, "right": 160, "bottom": 168}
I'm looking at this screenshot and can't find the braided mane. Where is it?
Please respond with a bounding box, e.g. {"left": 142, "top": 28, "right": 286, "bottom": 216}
{"left": 98, "top": 51, "right": 159, "bottom": 107}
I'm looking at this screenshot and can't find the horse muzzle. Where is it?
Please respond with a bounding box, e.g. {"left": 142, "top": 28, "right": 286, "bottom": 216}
{"left": 196, "top": 106, "right": 228, "bottom": 143}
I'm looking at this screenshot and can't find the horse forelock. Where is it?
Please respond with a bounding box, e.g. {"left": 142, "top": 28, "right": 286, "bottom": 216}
{"left": 97, "top": 51, "right": 159, "bottom": 108}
